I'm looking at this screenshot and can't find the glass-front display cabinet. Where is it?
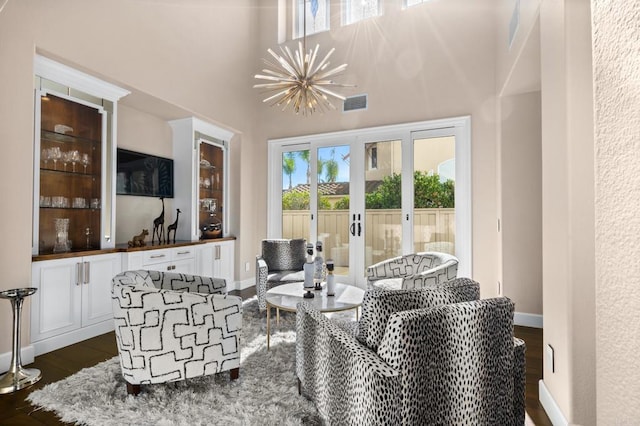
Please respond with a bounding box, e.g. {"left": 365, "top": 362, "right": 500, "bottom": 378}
{"left": 32, "top": 55, "right": 129, "bottom": 255}
{"left": 170, "top": 117, "right": 233, "bottom": 242}
{"left": 198, "top": 139, "right": 225, "bottom": 239}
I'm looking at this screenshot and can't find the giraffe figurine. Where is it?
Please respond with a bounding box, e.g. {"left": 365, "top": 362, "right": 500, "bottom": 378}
{"left": 152, "top": 197, "right": 165, "bottom": 244}
{"left": 166, "top": 208, "right": 181, "bottom": 244}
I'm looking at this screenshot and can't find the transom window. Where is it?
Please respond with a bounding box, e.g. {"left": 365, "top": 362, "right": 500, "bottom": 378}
{"left": 404, "top": 0, "right": 428, "bottom": 8}
{"left": 296, "top": 0, "right": 330, "bottom": 38}
{"left": 343, "top": 0, "right": 381, "bottom": 25}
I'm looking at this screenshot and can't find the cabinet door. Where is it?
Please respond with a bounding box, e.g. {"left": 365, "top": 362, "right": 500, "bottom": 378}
{"left": 31, "top": 258, "right": 82, "bottom": 342}
{"left": 81, "top": 253, "right": 122, "bottom": 327}
{"left": 213, "top": 241, "right": 235, "bottom": 285}
{"left": 196, "top": 243, "right": 215, "bottom": 277}
{"left": 172, "top": 258, "right": 196, "bottom": 275}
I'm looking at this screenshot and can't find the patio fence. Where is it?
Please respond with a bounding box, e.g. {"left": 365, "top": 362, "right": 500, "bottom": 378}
{"left": 282, "top": 208, "right": 455, "bottom": 266}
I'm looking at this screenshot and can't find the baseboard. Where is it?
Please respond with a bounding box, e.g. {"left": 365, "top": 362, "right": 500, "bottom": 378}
{"left": 0, "top": 345, "right": 35, "bottom": 373}
{"left": 230, "top": 278, "right": 255, "bottom": 292}
{"left": 539, "top": 379, "right": 569, "bottom": 426}
{"left": 514, "top": 312, "right": 543, "bottom": 328}
{"left": 32, "top": 321, "right": 115, "bottom": 356}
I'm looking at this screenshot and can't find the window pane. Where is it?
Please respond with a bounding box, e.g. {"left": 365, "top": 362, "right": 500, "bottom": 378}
{"left": 297, "top": 0, "right": 329, "bottom": 38}
{"left": 413, "top": 136, "right": 456, "bottom": 255}
{"left": 404, "top": 0, "right": 426, "bottom": 8}
{"left": 344, "top": 0, "right": 380, "bottom": 25}
{"left": 365, "top": 140, "right": 402, "bottom": 267}
{"left": 282, "top": 150, "right": 310, "bottom": 240}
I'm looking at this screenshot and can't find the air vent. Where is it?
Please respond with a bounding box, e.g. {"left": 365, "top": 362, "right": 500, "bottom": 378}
{"left": 343, "top": 94, "right": 368, "bottom": 112}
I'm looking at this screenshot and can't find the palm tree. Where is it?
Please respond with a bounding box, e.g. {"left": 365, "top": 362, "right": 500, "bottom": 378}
{"left": 324, "top": 148, "right": 339, "bottom": 182}
{"left": 283, "top": 152, "right": 296, "bottom": 189}
{"left": 298, "top": 150, "right": 310, "bottom": 183}
{"left": 317, "top": 158, "right": 325, "bottom": 182}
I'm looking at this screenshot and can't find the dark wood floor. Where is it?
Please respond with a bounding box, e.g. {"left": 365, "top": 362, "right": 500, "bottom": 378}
{"left": 0, "top": 287, "right": 552, "bottom": 425}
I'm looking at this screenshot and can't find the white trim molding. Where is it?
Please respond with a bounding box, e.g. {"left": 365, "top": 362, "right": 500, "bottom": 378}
{"left": 539, "top": 379, "right": 569, "bottom": 426}
{"left": 514, "top": 312, "right": 543, "bottom": 328}
{"left": 35, "top": 55, "right": 130, "bottom": 101}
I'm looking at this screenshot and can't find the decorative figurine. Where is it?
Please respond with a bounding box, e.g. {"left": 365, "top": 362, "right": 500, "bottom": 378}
{"left": 303, "top": 243, "right": 315, "bottom": 298}
{"left": 128, "top": 229, "right": 149, "bottom": 247}
{"left": 313, "top": 241, "right": 324, "bottom": 290}
{"left": 326, "top": 259, "right": 335, "bottom": 296}
{"left": 166, "top": 209, "right": 181, "bottom": 244}
{"left": 152, "top": 197, "right": 165, "bottom": 244}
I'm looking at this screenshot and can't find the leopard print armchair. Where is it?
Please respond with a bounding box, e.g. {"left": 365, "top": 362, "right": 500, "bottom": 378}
{"left": 296, "top": 280, "right": 526, "bottom": 425}
{"left": 366, "top": 251, "right": 458, "bottom": 291}
{"left": 255, "top": 239, "right": 307, "bottom": 310}
{"left": 111, "top": 270, "right": 242, "bottom": 395}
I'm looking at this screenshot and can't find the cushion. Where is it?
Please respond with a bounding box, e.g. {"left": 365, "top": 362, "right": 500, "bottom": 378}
{"left": 369, "top": 278, "right": 403, "bottom": 291}
{"left": 267, "top": 270, "right": 306, "bottom": 283}
{"left": 262, "top": 239, "right": 306, "bottom": 271}
{"left": 356, "top": 277, "right": 480, "bottom": 351}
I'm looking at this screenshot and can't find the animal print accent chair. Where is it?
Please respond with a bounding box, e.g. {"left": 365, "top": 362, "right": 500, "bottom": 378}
{"left": 111, "top": 270, "right": 242, "bottom": 395}
{"left": 356, "top": 277, "right": 480, "bottom": 351}
{"left": 296, "top": 290, "right": 526, "bottom": 425}
{"left": 256, "top": 239, "right": 306, "bottom": 310}
{"left": 366, "top": 251, "right": 458, "bottom": 291}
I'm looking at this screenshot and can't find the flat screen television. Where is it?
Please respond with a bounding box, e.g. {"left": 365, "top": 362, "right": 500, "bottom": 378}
{"left": 116, "top": 148, "right": 174, "bottom": 198}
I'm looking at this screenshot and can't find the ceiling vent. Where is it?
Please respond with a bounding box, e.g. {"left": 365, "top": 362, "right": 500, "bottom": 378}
{"left": 343, "top": 94, "right": 368, "bottom": 112}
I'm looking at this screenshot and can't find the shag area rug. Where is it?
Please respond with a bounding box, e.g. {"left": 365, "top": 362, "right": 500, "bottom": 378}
{"left": 27, "top": 297, "right": 333, "bottom": 426}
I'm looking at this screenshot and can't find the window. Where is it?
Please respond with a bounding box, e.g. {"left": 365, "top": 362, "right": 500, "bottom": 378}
{"left": 343, "top": 0, "right": 380, "bottom": 25}
{"left": 369, "top": 145, "right": 378, "bottom": 170}
{"left": 404, "top": 0, "right": 428, "bottom": 8}
{"left": 296, "top": 0, "right": 329, "bottom": 38}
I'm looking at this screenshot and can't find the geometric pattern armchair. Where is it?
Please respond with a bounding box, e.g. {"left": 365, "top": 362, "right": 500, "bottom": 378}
{"left": 296, "top": 279, "right": 526, "bottom": 425}
{"left": 111, "top": 270, "right": 242, "bottom": 395}
{"left": 256, "top": 238, "right": 306, "bottom": 310}
{"left": 366, "top": 251, "right": 458, "bottom": 291}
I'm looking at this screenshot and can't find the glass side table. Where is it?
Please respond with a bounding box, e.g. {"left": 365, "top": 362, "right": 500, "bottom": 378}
{"left": 0, "top": 287, "right": 42, "bottom": 394}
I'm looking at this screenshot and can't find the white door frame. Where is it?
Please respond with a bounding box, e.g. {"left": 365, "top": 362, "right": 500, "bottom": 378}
{"left": 267, "top": 116, "right": 472, "bottom": 280}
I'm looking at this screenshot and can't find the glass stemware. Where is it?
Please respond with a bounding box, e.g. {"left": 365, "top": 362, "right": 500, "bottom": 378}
{"left": 70, "top": 150, "right": 80, "bottom": 172}
{"left": 81, "top": 153, "right": 90, "bottom": 173}
{"left": 62, "top": 151, "right": 72, "bottom": 171}
{"left": 42, "top": 148, "right": 49, "bottom": 168}
{"left": 50, "top": 147, "right": 62, "bottom": 171}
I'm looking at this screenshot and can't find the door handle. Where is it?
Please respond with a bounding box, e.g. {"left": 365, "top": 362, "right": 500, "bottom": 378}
{"left": 83, "top": 261, "right": 90, "bottom": 284}
{"left": 350, "top": 223, "right": 356, "bottom": 236}
{"left": 358, "top": 222, "right": 362, "bottom": 237}
{"left": 76, "top": 262, "right": 82, "bottom": 286}
{"left": 215, "top": 245, "right": 221, "bottom": 260}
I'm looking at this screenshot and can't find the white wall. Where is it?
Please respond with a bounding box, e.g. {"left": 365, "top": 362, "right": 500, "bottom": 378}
{"left": 592, "top": 0, "right": 640, "bottom": 421}
{"left": 499, "top": 91, "right": 542, "bottom": 317}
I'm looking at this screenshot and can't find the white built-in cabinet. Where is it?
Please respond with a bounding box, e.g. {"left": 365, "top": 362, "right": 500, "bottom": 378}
{"left": 122, "top": 246, "right": 197, "bottom": 274}
{"left": 197, "top": 239, "right": 235, "bottom": 285}
{"left": 30, "top": 253, "right": 122, "bottom": 355}
{"left": 169, "top": 117, "right": 234, "bottom": 242}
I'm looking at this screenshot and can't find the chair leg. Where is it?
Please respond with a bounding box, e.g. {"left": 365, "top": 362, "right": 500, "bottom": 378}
{"left": 298, "top": 378, "right": 302, "bottom": 395}
{"left": 126, "top": 381, "right": 141, "bottom": 396}
{"left": 230, "top": 367, "right": 240, "bottom": 380}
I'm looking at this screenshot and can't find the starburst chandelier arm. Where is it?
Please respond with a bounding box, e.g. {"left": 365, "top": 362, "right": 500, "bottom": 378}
{"left": 256, "top": 68, "right": 298, "bottom": 80}
{"left": 313, "top": 63, "right": 350, "bottom": 81}
{"left": 253, "top": 73, "right": 297, "bottom": 83}
{"left": 312, "top": 85, "right": 348, "bottom": 101}
{"left": 307, "top": 44, "right": 320, "bottom": 75}
{"left": 309, "top": 47, "right": 336, "bottom": 76}
{"left": 284, "top": 45, "right": 305, "bottom": 77}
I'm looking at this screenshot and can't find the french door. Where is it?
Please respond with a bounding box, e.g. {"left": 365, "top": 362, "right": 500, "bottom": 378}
{"left": 268, "top": 117, "right": 471, "bottom": 287}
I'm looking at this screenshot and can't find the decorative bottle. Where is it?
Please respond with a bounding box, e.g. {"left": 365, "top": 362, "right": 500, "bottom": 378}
{"left": 303, "top": 243, "right": 315, "bottom": 298}
{"left": 313, "top": 241, "right": 324, "bottom": 290}
{"left": 326, "top": 259, "right": 335, "bottom": 296}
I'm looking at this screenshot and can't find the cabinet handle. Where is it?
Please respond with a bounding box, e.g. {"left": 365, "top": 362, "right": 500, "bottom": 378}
{"left": 84, "top": 261, "right": 90, "bottom": 284}
{"left": 150, "top": 254, "right": 166, "bottom": 259}
{"left": 177, "top": 251, "right": 190, "bottom": 255}
{"left": 215, "top": 245, "right": 221, "bottom": 260}
{"left": 76, "top": 262, "right": 82, "bottom": 286}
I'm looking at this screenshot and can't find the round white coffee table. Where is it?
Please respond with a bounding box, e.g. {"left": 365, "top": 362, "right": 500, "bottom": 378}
{"left": 265, "top": 282, "right": 365, "bottom": 350}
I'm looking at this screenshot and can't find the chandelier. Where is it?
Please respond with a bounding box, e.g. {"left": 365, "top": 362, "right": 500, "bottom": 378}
{"left": 253, "top": 1, "right": 353, "bottom": 115}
